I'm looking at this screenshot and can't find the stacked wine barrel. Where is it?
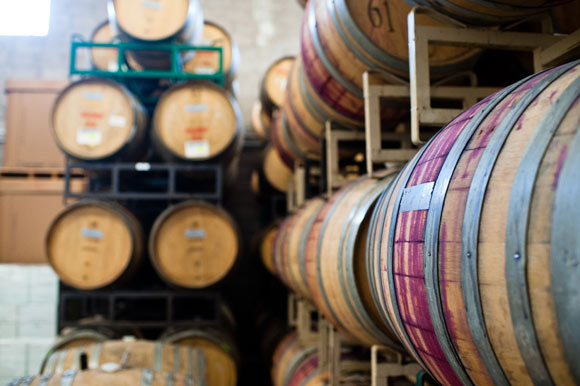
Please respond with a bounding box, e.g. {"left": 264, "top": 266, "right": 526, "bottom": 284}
{"left": 11, "top": 325, "right": 239, "bottom": 386}
{"left": 271, "top": 59, "right": 580, "bottom": 385}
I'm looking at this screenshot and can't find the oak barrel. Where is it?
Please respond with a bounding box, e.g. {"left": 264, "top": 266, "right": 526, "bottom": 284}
{"left": 263, "top": 144, "right": 294, "bottom": 193}
{"left": 46, "top": 200, "right": 144, "bottom": 290}
{"left": 162, "top": 327, "right": 238, "bottom": 386}
{"left": 368, "top": 60, "right": 580, "bottom": 385}
{"left": 109, "top": 0, "right": 204, "bottom": 70}
{"left": 90, "top": 21, "right": 119, "bottom": 71}
{"left": 405, "top": 0, "right": 573, "bottom": 25}
{"left": 184, "top": 21, "right": 240, "bottom": 88}
{"left": 260, "top": 222, "right": 281, "bottom": 275}
{"left": 40, "top": 339, "right": 206, "bottom": 382}
{"left": 300, "top": 0, "right": 477, "bottom": 124}
{"left": 260, "top": 56, "right": 295, "bottom": 117}
{"left": 272, "top": 198, "right": 325, "bottom": 300}
{"left": 9, "top": 369, "right": 196, "bottom": 386}
{"left": 51, "top": 78, "right": 148, "bottom": 161}
{"left": 303, "top": 171, "right": 404, "bottom": 348}
{"left": 152, "top": 80, "right": 243, "bottom": 167}
{"left": 251, "top": 100, "right": 272, "bottom": 141}
{"left": 149, "top": 200, "right": 240, "bottom": 289}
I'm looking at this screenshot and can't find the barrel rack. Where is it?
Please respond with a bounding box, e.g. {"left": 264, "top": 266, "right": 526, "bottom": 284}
{"left": 364, "top": 6, "right": 580, "bottom": 175}
{"left": 57, "top": 39, "right": 231, "bottom": 335}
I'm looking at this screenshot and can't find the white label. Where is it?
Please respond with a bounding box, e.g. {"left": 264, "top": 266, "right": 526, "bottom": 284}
{"left": 141, "top": 0, "right": 161, "bottom": 10}
{"left": 185, "top": 229, "right": 206, "bottom": 239}
{"left": 275, "top": 77, "right": 288, "bottom": 92}
{"left": 185, "top": 140, "right": 210, "bottom": 158}
{"left": 77, "top": 128, "right": 102, "bottom": 146}
{"left": 81, "top": 227, "right": 104, "bottom": 240}
{"left": 108, "top": 61, "right": 119, "bottom": 72}
{"left": 83, "top": 92, "right": 104, "bottom": 101}
{"left": 109, "top": 115, "right": 127, "bottom": 127}
{"left": 185, "top": 104, "right": 208, "bottom": 113}
{"left": 194, "top": 66, "right": 216, "bottom": 75}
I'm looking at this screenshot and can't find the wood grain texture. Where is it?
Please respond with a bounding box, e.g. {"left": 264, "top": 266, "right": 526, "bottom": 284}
{"left": 46, "top": 200, "right": 143, "bottom": 290}
{"left": 52, "top": 78, "right": 147, "bottom": 161}
{"left": 149, "top": 201, "right": 239, "bottom": 289}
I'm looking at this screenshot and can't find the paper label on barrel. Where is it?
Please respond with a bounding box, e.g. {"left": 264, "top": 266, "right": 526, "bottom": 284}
{"left": 275, "top": 77, "right": 287, "bottom": 92}
{"left": 83, "top": 92, "right": 104, "bottom": 101}
{"left": 77, "top": 128, "right": 102, "bottom": 146}
{"left": 141, "top": 0, "right": 162, "bottom": 10}
{"left": 185, "top": 140, "right": 210, "bottom": 158}
{"left": 81, "top": 227, "right": 104, "bottom": 240}
{"left": 194, "top": 66, "right": 216, "bottom": 75}
{"left": 108, "top": 61, "right": 119, "bottom": 72}
{"left": 185, "top": 229, "right": 206, "bottom": 239}
{"left": 185, "top": 104, "right": 208, "bottom": 113}
{"left": 109, "top": 115, "right": 126, "bottom": 127}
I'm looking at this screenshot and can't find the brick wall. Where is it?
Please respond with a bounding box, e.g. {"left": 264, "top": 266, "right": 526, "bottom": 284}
{"left": 0, "top": 0, "right": 304, "bottom": 164}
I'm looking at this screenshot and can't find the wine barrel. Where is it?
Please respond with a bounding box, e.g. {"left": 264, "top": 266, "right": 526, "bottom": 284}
{"left": 263, "top": 145, "right": 294, "bottom": 193}
{"left": 271, "top": 112, "right": 312, "bottom": 169}
{"left": 149, "top": 200, "right": 240, "bottom": 289}
{"left": 273, "top": 198, "right": 325, "bottom": 300}
{"left": 406, "top": 0, "right": 573, "bottom": 26}
{"left": 51, "top": 78, "right": 147, "bottom": 161}
{"left": 46, "top": 200, "right": 143, "bottom": 290}
{"left": 271, "top": 332, "right": 315, "bottom": 386}
{"left": 300, "top": 0, "right": 477, "bottom": 123}
{"left": 251, "top": 100, "right": 273, "bottom": 141}
{"left": 260, "top": 222, "right": 281, "bottom": 275}
{"left": 368, "top": 60, "right": 580, "bottom": 386}
{"left": 260, "top": 56, "right": 295, "bottom": 117}
{"left": 152, "top": 81, "right": 243, "bottom": 169}
{"left": 9, "top": 369, "right": 195, "bottom": 386}
{"left": 162, "top": 327, "right": 238, "bottom": 386}
{"left": 183, "top": 21, "right": 240, "bottom": 88}
{"left": 302, "top": 171, "right": 404, "bottom": 348}
{"left": 90, "top": 21, "right": 120, "bottom": 71}
{"left": 40, "top": 339, "right": 206, "bottom": 381}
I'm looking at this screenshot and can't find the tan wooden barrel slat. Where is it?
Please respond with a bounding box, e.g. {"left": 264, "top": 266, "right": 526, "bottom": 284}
{"left": 161, "top": 328, "right": 238, "bottom": 386}
{"left": 46, "top": 200, "right": 143, "bottom": 290}
{"left": 260, "top": 222, "right": 281, "bottom": 276}
{"left": 365, "top": 60, "right": 580, "bottom": 386}
{"left": 51, "top": 78, "right": 148, "bottom": 161}
{"left": 149, "top": 200, "right": 240, "bottom": 289}
{"left": 90, "top": 21, "right": 119, "bottom": 71}
{"left": 184, "top": 21, "right": 240, "bottom": 88}
{"left": 152, "top": 81, "right": 243, "bottom": 166}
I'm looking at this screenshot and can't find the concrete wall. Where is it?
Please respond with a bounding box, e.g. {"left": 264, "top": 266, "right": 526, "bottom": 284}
{"left": 0, "top": 0, "right": 305, "bottom": 163}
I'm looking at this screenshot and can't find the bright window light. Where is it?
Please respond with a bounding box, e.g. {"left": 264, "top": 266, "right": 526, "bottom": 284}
{"left": 0, "top": 0, "right": 51, "bottom": 36}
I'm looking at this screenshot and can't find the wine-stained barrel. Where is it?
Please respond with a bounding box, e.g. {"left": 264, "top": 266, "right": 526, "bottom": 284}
{"left": 162, "top": 327, "right": 238, "bottom": 386}
{"left": 149, "top": 200, "right": 240, "bottom": 289}
{"left": 303, "top": 171, "right": 403, "bottom": 348}
{"left": 300, "top": 0, "right": 477, "bottom": 123}
{"left": 273, "top": 198, "right": 325, "bottom": 300}
{"left": 152, "top": 81, "right": 243, "bottom": 170}
{"left": 90, "top": 21, "right": 119, "bottom": 71}
{"left": 46, "top": 200, "right": 144, "bottom": 290}
{"left": 260, "top": 56, "right": 295, "bottom": 117}
{"left": 368, "top": 60, "right": 580, "bottom": 385}
{"left": 9, "top": 369, "right": 196, "bottom": 386}
{"left": 263, "top": 145, "right": 294, "bottom": 193}
{"left": 184, "top": 21, "right": 240, "bottom": 88}
{"left": 51, "top": 78, "right": 148, "bottom": 161}
{"left": 271, "top": 332, "right": 315, "bottom": 386}
{"left": 405, "top": 0, "right": 573, "bottom": 26}
{"left": 251, "top": 100, "right": 272, "bottom": 141}
{"left": 40, "top": 339, "right": 206, "bottom": 381}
